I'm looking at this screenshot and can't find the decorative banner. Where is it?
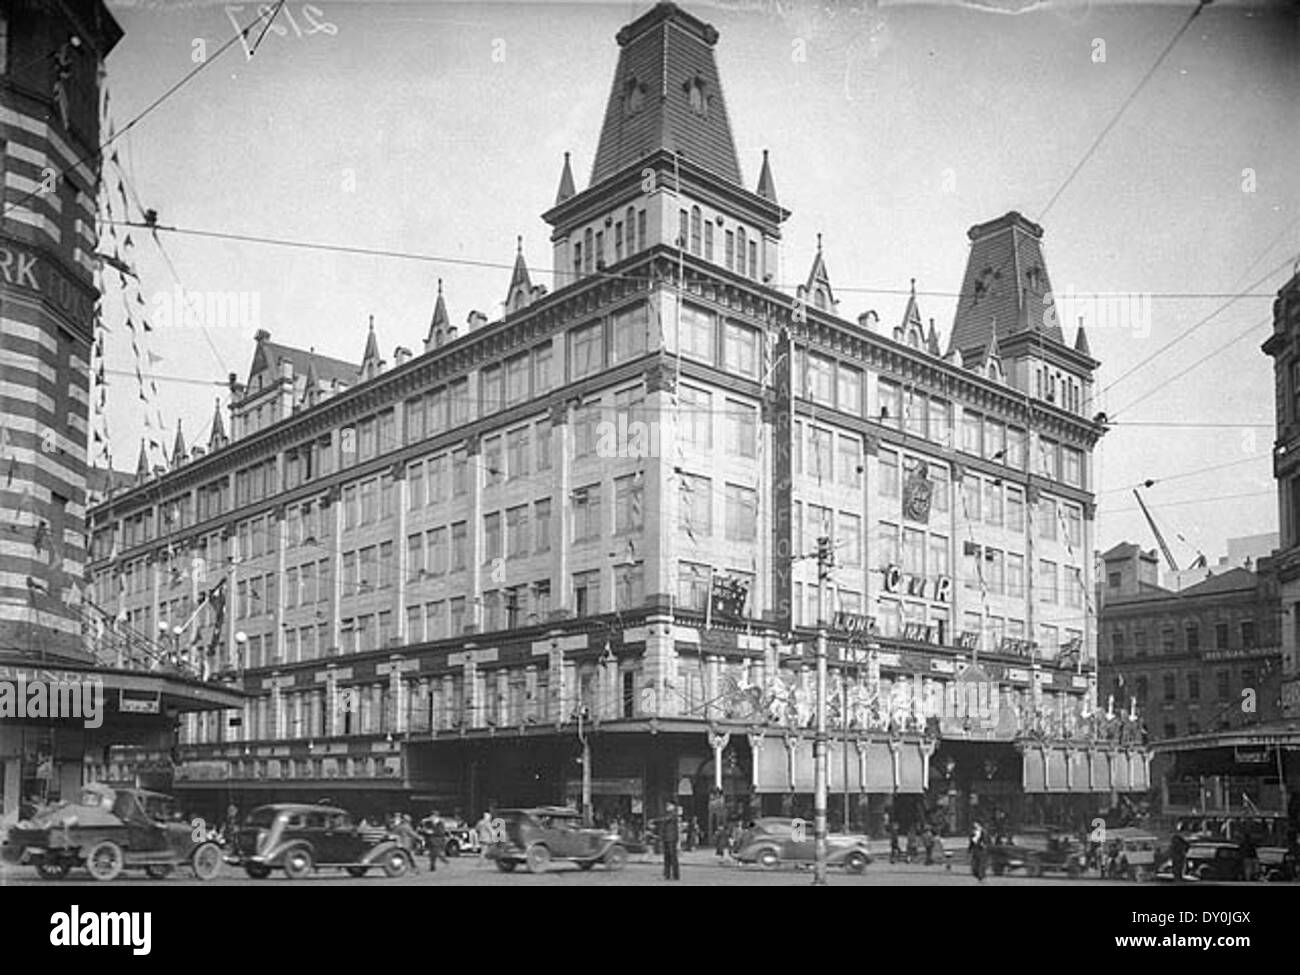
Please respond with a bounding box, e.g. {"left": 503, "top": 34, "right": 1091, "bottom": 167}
{"left": 902, "top": 459, "right": 933, "bottom": 524}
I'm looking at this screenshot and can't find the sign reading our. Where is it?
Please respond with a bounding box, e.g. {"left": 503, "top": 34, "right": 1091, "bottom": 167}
{"left": 882, "top": 564, "right": 952, "bottom": 602}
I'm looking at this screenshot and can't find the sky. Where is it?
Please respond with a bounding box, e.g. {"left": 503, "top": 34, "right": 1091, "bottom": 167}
{"left": 94, "top": 0, "right": 1299, "bottom": 566}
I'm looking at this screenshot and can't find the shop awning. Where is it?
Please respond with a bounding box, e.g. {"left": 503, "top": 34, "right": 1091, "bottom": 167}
{"left": 1020, "top": 744, "right": 1152, "bottom": 793}
{"left": 753, "top": 735, "right": 933, "bottom": 795}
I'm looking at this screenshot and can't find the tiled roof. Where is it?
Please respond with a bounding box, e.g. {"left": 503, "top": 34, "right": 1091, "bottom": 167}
{"left": 589, "top": 3, "right": 743, "bottom": 187}
{"left": 250, "top": 339, "right": 356, "bottom": 388}
{"left": 1177, "top": 567, "right": 1259, "bottom": 598}
{"left": 950, "top": 211, "right": 1065, "bottom": 359}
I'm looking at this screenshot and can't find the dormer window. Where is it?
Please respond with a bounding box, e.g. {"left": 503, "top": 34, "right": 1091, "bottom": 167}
{"left": 684, "top": 76, "right": 710, "bottom": 117}
{"left": 623, "top": 77, "right": 645, "bottom": 115}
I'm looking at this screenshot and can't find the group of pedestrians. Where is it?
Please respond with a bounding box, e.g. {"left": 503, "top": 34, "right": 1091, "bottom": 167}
{"left": 885, "top": 817, "right": 950, "bottom": 867}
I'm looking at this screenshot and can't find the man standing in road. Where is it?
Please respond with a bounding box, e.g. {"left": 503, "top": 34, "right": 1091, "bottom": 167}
{"left": 426, "top": 810, "right": 449, "bottom": 873}
{"left": 1169, "top": 832, "right": 1188, "bottom": 881}
{"left": 476, "top": 810, "right": 495, "bottom": 868}
{"left": 661, "top": 802, "right": 681, "bottom": 881}
{"left": 969, "top": 820, "right": 989, "bottom": 882}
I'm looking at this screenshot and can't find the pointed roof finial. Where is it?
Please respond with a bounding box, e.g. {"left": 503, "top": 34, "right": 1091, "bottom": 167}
{"left": 555, "top": 151, "right": 576, "bottom": 205}
{"left": 516, "top": 234, "right": 523, "bottom": 254}
{"left": 756, "top": 148, "right": 778, "bottom": 203}
{"left": 209, "top": 397, "right": 227, "bottom": 449}
{"left": 171, "top": 418, "right": 186, "bottom": 468}
{"left": 910, "top": 277, "right": 916, "bottom": 296}
{"left": 135, "top": 438, "right": 149, "bottom": 480}
{"left": 816, "top": 232, "right": 823, "bottom": 253}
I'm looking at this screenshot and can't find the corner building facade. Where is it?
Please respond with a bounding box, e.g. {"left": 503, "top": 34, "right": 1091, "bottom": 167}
{"left": 88, "top": 3, "right": 1142, "bottom": 833}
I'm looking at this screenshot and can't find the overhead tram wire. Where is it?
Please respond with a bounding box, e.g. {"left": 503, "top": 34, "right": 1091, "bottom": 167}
{"left": 2, "top": 2, "right": 286, "bottom": 219}
{"left": 98, "top": 218, "right": 1282, "bottom": 304}
{"left": 1036, "top": 0, "right": 1212, "bottom": 224}
{"left": 1096, "top": 453, "right": 1270, "bottom": 496}
{"left": 1109, "top": 312, "right": 1271, "bottom": 418}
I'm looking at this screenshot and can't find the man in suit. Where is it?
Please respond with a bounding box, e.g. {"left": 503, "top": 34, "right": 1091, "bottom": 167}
{"left": 661, "top": 802, "right": 681, "bottom": 881}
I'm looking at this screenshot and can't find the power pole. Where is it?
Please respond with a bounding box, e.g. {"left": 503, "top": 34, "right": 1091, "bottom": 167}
{"left": 814, "top": 536, "right": 832, "bottom": 886}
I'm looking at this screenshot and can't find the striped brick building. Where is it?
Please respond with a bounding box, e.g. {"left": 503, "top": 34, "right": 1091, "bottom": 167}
{"left": 1, "top": 0, "right": 121, "bottom": 662}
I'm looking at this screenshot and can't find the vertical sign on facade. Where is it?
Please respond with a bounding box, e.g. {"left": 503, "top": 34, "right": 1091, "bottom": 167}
{"left": 771, "top": 326, "right": 793, "bottom": 629}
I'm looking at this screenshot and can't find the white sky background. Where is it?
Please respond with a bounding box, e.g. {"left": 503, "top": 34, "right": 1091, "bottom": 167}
{"left": 96, "top": 0, "right": 1299, "bottom": 564}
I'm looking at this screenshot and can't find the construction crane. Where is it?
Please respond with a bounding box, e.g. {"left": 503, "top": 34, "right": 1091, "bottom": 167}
{"left": 1132, "top": 488, "right": 1179, "bottom": 573}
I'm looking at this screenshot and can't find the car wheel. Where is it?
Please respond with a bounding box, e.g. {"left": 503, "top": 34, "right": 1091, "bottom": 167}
{"left": 444, "top": 839, "right": 460, "bottom": 857}
{"left": 244, "top": 864, "right": 272, "bottom": 880}
{"left": 283, "top": 848, "right": 314, "bottom": 880}
{"left": 757, "top": 848, "right": 780, "bottom": 870}
{"left": 145, "top": 864, "right": 175, "bottom": 880}
{"left": 844, "top": 852, "right": 868, "bottom": 874}
{"left": 383, "top": 851, "right": 410, "bottom": 878}
{"left": 346, "top": 866, "right": 369, "bottom": 878}
{"left": 604, "top": 846, "right": 628, "bottom": 872}
{"left": 1197, "top": 864, "right": 1212, "bottom": 881}
{"left": 495, "top": 859, "right": 517, "bottom": 873}
{"left": 35, "top": 860, "right": 71, "bottom": 880}
{"left": 525, "top": 844, "right": 551, "bottom": 874}
{"left": 86, "top": 840, "right": 125, "bottom": 882}
{"left": 191, "top": 842, "right": 223, "bottom": 881}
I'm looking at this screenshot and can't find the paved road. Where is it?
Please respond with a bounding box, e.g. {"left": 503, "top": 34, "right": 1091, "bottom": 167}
{"left": 0, "top": 853, "right": 1199, "bottom": 887}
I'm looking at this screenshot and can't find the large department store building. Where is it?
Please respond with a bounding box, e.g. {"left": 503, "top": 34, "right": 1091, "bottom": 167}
{"left": 86, "top": 2, "right": 1145, "bottom": 832}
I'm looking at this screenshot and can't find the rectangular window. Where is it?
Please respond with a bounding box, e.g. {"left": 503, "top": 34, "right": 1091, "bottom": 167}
{"left": 1007, "top": 486, "right": 1025, "bottom": 532}
{"left": 877, "top": 523, "right": 900, "bottom": 569}
{"left": 506, "top": 427, "right": 530, "bottom": 480}
{"left": 449, "top": 598, "right": 467, "bottom": 636}
{"left": 680, "top": 474, "right": 712, "bottom": 538}
{"left": 1186, "top": 623, "right": 1200, "bottom": 653}
{"left": 723, "top": 321, "right": 759, "bottom": 378}
{"left": 611, "top": 304, "right": 649, "bottom": 364}
{"left": 451, "top": 522, "right": 467, "bottom": 571}
{"left": 573, "top": 570, "right": 601, "bottom": 617}
{"left": 1007, "top": 553, "right": 1025, "bottom": 598}
{"left": 748, "top": 240, "right": 758, "bottom": 279}
{"left": 904, "top": 391, "right": 927, "bottom": 438}
{"left": 1187, "top": 673, "right": 1200, "bottom": 700}
{"left": 1217, "top": 669, "right": 1230, "bottom": 699}
{"left": 725, "top": 484, "right": 758, "bottom": 543}
{"left": 878, "top": 380, "right": 901, "bottom": 427}
{"left": 837, "top": 364, "right": 862, "bottom": 416}
{"left": 572, "top": 400, "right": 601, "bottom": 459}
{"left": 803, "top": 352, "right": 833, "bottom": 406}
{"left": 1064, "top": 505, "right": 1083, "bottom": 547}
{"left": 1242, "top": 619, "right": 1257, "bottom": 648}
{"left": 1038, "top": 498, "right": 1057, "bottom": 540}
{"left": 879, "top": 449, "right": 899, "bottom": 499}
{"left": 680, "top": 305, "right": 716, "bottom": 364}
{"left": 704, "top": 222, "right": 714, "bottom": 262}
{"left": 483, "top": 512, "right": 502, "bottom": 564}
{"left": 483, "top": 436, "right": 503, "bottom": 487}
{"left": 572, "top": 483, "right": 602, "bottom": 542}
{"left": 506, "top": 505, "right": 531, "bottom": 558}
{"left": 1215, "top": 622, "right": 1229, "bottom": 649}
{"left": 1038, "top": 560, "right": 1058, "bottom": 603}
{"left": 1063, "top": 447, "right": 1083, "bottom": 488}
{"left": 408, "top": 462, "right": 425, "bottom": 511}
{"left": 983, "top": 419, "right": 1006, "bottom": 462}
{"left": 930, "top": 399, "right": 950, "bottom": 446}
{"left": 506, "top": 354, "right": 530, "bottom": 405}
{"left": 637, "top": 210, "right": 647, "bottom": 251}
{"left": 962, "top": 411, "right": 982, "bottom": 455}
{"left": 962, "top": 475, "right": 980, "bottom": 521}
{"left": 837, "top": 512, "right": 862, "bottom": 566}
{"left": 725, "top": 231, "right": 735, "bottom": 270}
{"left": 532, "top": 344, "right": 553, "bottom": 394}
{"left": 522, "top": 501, "right": 547, "bottom": 558}
{"left": 725, "top": 400, "right": 757, "bottom": 458}
{"left": 838, "top": 435, "right": 863, "bottom": 489}
{"left": 570, "top": 321, "right": 604, "bottom": 379}
{"left": 535, "top": 419, "right": 552, "bottom": 471}
{"left": 615, "top": 474, "right": 644, "bottom": 533}
{"left": 902, "top": 527, "right": 925, "bottom": 575}
{"left": 932, "top": 466, "right": 950, "bottom": 514}
{"left": 678, "top": 562, "right": 711, "bottom": 612}
{"left": 359, "top": 417, "right": 377, "bottom": 460}
{"left": 1039, "top": 438, "right": 1060, "bottom": 480}
{"left": 427, "top": 388, "right": 448, "bottom": 434}
{"left": 679, "top": 386, "right": 712, "bottom": 450}
{"left": 407, "top": 534, "right": 424, "bottom": 581}
{"left": 984, "top": 480, "right": 1003, "bottom": 527}
{"left": 452, "top": 448, "right": 467, "bottom": 496}
{"left": 614, "top": 563, "right": 644, "bottom": 611}
{"left": 428, "top": 527, "right": 448, "bottom": 575}
{"left": 1006, "top": 427, "right": 1027, "bottom": 469}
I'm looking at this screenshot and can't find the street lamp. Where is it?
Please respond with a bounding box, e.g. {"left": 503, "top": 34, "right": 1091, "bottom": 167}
{"left": 158, "top": 621, "right": 182, "bottom": 671}
{"left": 234, "top": 631, "right": 248, "bottom": 674}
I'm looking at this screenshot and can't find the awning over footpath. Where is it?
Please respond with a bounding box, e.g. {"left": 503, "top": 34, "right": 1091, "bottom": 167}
{"left": 1153, "top": 719, "right": 1300, "bottom": 754}
{"left": 0, "top": 660, "right": 245, "bottom": 714}
{"left": 750, "top": 734, "right": 1153, "bottom": 794}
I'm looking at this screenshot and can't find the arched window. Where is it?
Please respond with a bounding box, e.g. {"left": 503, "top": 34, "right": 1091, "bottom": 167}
{"left": 584, "top": 228, "right": 594, "bottom": 274}
{"left": 736, "top": 227, "right": 747, "bottom": 278}
{"left": 626, "top": 207, "right": 637, "bottom": 253}
{"left": 690, "top": 206, "right": 702, "bottom": 256}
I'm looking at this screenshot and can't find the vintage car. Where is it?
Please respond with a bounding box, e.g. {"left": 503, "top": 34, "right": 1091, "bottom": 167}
{"left": 1257, "top": 845, "right": 1297, "bottom": 882}
{"left": 987, "top": 836, "right": 1087, "bottom": 878}
{"left": 228, "top": 803, "right": 414, "bottom": 879}
{"left": 1100, "top": 829, "right": 1160, "bottom": 881}
{"left": 420, "top": 814, "right": 479, "bottom": 857}
{"left": 0, "top": 783, "right": 223, "bottom": 882}
{"left": 485, "top": 806, "right": 627, "bottom": 873}
{"left": 1183, "top": 841, "right": 1246, "bottom": 881}
{"left": 732, "top": 818, "right": 871, "bottom": 873}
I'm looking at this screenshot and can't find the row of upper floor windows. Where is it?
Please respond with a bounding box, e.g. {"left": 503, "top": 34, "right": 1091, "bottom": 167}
{"left": 1108, "top": 617, "right": 1270, "bottom": 656}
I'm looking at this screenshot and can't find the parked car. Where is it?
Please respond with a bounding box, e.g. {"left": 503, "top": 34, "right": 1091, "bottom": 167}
{"left": 732, "top": 818, "right": 871, "bottom": 873}
{"left": 485, "top": 806, "right": 627, "bottom": 873}
{"left": 227, "top": 803, "right": 414, "bottom": 879}
{"left": 0, "top": 783, "right": 222, "bottom": 882}
{"left": 986, "top": 835, "right": 1086, "bottom": 878}
{"left": 420, "top": 815, "right": 478, "bottom": 857}
{"left": 1101, "top": 829, "right": 1160, "bottom": 881}
{"left": 1183, "top": 841, "right": 1246, "bottom": 881}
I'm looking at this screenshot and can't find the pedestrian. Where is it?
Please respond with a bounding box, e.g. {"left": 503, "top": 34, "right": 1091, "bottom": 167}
{"left": 1240, "top": 833, "right": 1258, "bottom": 882}
{"left": 1169, "top": 832, "right": 1188, "bottom": 882}
{"left": 715, "top": 817, "right": 730, "bottom": 860}
{"left": 426, "top": 810, "right": 449, "bottom": 872}
{"left": 969, "top": 820, "right": 989, "bottom": 882}
{"left": 392, "top": 814, "right": 420, "bottom": 872}
{"left": 923, "top": 825, "right": 935, "bottom": 866}
{"left": 476, "top": 810, "right": 495, "bottom": 867}
{"left": 887, "top": 816, "right": 900, "bottom": 864}
{"left": 906, "top": 825, "right": 919, "bottom": 864}
{"left": 661, "top": 802, "right": 681, "bottom": 881}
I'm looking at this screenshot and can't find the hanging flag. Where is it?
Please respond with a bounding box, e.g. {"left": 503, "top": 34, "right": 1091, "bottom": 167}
{"left": 205, "top": 577, "right": 228, "bottom": 657}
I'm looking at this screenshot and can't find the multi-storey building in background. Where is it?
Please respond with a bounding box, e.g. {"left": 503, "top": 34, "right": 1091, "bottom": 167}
{"left": 1265, "top": 267, "right": 1300, "bottom": 718}
{"left": 85, "top": 3, "right": 1139, "bottom": 834}
{"left": 1, "top": 0, "right": 241, "bottom": 822}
